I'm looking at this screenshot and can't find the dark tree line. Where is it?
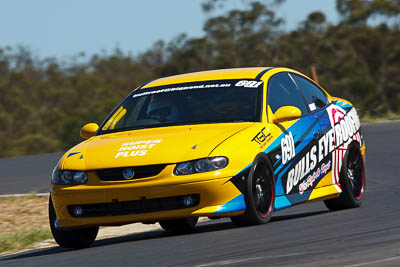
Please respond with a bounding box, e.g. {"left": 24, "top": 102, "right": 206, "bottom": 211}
{"left": 1, "top": 0, "right": 399, "bottom": 157}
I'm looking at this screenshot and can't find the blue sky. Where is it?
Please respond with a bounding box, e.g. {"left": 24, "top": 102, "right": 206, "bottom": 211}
{"left": 1, "top": 0, "right": 338, "bottom": 59}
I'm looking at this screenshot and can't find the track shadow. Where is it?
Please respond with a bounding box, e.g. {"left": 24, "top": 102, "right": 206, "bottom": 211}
{"left": 1, "top": 209, "right": 328, "bottom": 261}
{"left": 270, "top": 210, "right": 329, "bottom": 223}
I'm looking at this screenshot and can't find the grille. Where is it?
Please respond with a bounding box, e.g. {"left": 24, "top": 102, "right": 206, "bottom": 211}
{"left": 95, "top": 164, "right": 167, "bottom": 181}
{"left": 68, "top": 194, "right": 200, "bottom": 217}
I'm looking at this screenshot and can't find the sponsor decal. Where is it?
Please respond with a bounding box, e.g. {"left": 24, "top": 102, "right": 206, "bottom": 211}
{"left": 330, "top": 108, "right": 361, "bottom": 149}
{"left": 133, "top": 83, "right": 231, "bottom": 98}
{"left": 235, "top": 80, "right": 263, "bottom": 88}
{"left": 281, "top": 132, "right": 295, "bottom": 165}
{"left": 132, "top": 79, "right": 263, "bottom": 99}
{"left": 252, "top": 127, "right": 272, "bottom": 149}
{"left": 286, "top": 108, "right": 361, "bottom": 194}
{"left": 298, "top": 160, "right": 331, "bottom": 194}
{"left": 328, "top": 106, "right": 362, "bottom": 185}
{"left": 286, "top": 145, "right": 318, "bottom": 194}
{"left": 115, "top": 139, "right": 162, "bottom": 158}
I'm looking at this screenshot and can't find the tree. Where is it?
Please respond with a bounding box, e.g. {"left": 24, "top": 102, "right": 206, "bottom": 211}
{"left": 1, "top": 0, "right": 399, "bottom": 157}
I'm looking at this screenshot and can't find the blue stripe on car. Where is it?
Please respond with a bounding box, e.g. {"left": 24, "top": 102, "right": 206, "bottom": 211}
{"left": 67, "top": 152, "right": 80, "bottom": 158}
{"left": 214, "top": 194, "right": 246, "bottom": 214}
{"left": 255, "top": 67, "right": 274, "bottom": 80}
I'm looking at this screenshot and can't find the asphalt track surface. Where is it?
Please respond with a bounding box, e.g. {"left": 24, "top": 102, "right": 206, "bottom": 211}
{"left": 1, "top": 121, "right": 400, "bottom": 266}
{"left": 0, "top": 152, "right": 63, "bottom": 194}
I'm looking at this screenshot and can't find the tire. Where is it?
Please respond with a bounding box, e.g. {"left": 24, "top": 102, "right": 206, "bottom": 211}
{"left": 159, "top": 217, "right": 198, "bottom": 233}
{"left": 324, "top": 142, "right": 365, "bottom": 211}
{"left": 231, "top": 154, "right": 275, "bottom": 226}
{"left": 49, "top": 197, "right": 99, "bottom": 249}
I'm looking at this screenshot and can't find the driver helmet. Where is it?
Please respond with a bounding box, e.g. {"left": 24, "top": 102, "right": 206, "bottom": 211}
{"left": 147, "top": 95, "right": 179, "bottom": 122}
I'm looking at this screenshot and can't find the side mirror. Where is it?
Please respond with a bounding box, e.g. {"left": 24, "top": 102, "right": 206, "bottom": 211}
{"left": 272, "top": 106, "right": 302, "bottom": 123}
{"left": 80, "top": 123, "right": 99, "bottom": 138}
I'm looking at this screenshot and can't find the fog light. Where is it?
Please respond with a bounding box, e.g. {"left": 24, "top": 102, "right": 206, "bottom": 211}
{"left": 74, "top": 207, "right": 83, "bottom": 216}
{"left": 183, "top": 196, "right": 194, "bottom": 207}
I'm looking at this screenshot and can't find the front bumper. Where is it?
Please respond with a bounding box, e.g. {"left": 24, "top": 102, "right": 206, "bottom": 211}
{"left": 51, "top": 167, "right": 245, "bottom": 228}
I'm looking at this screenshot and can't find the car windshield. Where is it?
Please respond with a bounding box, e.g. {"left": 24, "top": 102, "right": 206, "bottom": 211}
{"left": 98, "top": 79, "right": 263, "bottom": 134}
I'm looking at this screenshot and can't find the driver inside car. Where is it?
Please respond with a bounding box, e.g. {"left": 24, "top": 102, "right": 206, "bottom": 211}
{"left": 147, "top": 95, "right": 180, "bottom": 123}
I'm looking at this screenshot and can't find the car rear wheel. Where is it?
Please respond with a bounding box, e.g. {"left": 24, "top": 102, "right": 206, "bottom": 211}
{"left": 49, "top": 197, "right": 99, "bottom": 249}
{"left": 231, "top": 156, "right": 275, "bottom": 226}
{"left": 159, "top": 217, "right": 198, "bottom": 233}
{"left": 324, "top": 142, "right": 365, "bottom": 211}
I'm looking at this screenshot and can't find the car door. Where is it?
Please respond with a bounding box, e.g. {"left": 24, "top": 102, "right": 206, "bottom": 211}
{"left": 265, "top": 72, "right": 323, "bottom": 205}
{"left": 290, "top": 73, "right": 334, "bottom": 189}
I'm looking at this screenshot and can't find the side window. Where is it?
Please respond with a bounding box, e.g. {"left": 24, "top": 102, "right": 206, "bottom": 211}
{"left": 268, "top": 73, "right": 308, "bottom": 115}
{"left": 292, "top": 74, "right": 328, "bottom": 111}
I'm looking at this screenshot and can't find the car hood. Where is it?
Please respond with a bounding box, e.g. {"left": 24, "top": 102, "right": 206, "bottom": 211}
{"left": 61, "top": 123, "right": 255, "bottom": 170}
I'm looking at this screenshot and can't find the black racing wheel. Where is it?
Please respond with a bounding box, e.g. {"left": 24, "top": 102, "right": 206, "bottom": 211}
{"left": 231, "top": 154, "right": 275, "bottom": 226}
{"left": 324, "top": 142, "right": 365, "bottom": 211}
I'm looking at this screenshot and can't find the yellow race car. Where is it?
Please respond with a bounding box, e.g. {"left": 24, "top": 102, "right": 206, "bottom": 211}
{"left": 49, "top": 67, "right": 366, "bottom": 248}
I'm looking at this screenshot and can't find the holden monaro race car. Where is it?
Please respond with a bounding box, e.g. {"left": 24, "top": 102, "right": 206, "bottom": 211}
{"left": 49, "top": 67, "right": 366, "bottom": 248}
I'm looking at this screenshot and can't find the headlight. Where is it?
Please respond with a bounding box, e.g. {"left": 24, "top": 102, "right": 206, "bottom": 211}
{"left": 52, "top": 170, "right": 88, "bottom": 185}
{"left": 174, "top": 157, "right": 228, "bottom": 175}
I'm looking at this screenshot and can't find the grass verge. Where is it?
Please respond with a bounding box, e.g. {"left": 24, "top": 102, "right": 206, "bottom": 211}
{"left": 0, "top": 228, "right": 52, "bottom": 253}
{"left": 361, "top": 112, "right": 400, "bottom": 123}
{"left": 0, "top": 194, "right": 51, "bottom": 254}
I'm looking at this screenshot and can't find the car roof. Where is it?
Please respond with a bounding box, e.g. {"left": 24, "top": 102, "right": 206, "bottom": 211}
{"left": 141, "top": 67, "right": 272, "bottom": 89}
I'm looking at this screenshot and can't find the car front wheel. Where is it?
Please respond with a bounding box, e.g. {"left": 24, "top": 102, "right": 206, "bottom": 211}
{"left": 49, "top": 197, "right": 99, "bottom": 249}
{"left": 231, "top": 155, "right": 275, "bottom": 226}
{"left": 159, "top": 217, "right": 198, "bottom": 233}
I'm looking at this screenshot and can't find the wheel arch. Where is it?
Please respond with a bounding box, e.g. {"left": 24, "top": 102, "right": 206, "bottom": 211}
{"left": 230, "top": 152, "right": 276, "bottom": 225}
{"left": 251, "top": 152, "right": 276, "bottom": 183}
{"left": 230, "top": 152, "right": 276, "bottom": 195}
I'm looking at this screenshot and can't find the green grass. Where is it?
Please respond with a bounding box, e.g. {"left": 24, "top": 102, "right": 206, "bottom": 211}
{"left": 0, "top": 228, "right": 52, "bottom": 253}
{"left": 361, "top": 112, "right": 400, "bottom": 123}
{"left": 0, "top": 194, "right": 51, "bottom": 254}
